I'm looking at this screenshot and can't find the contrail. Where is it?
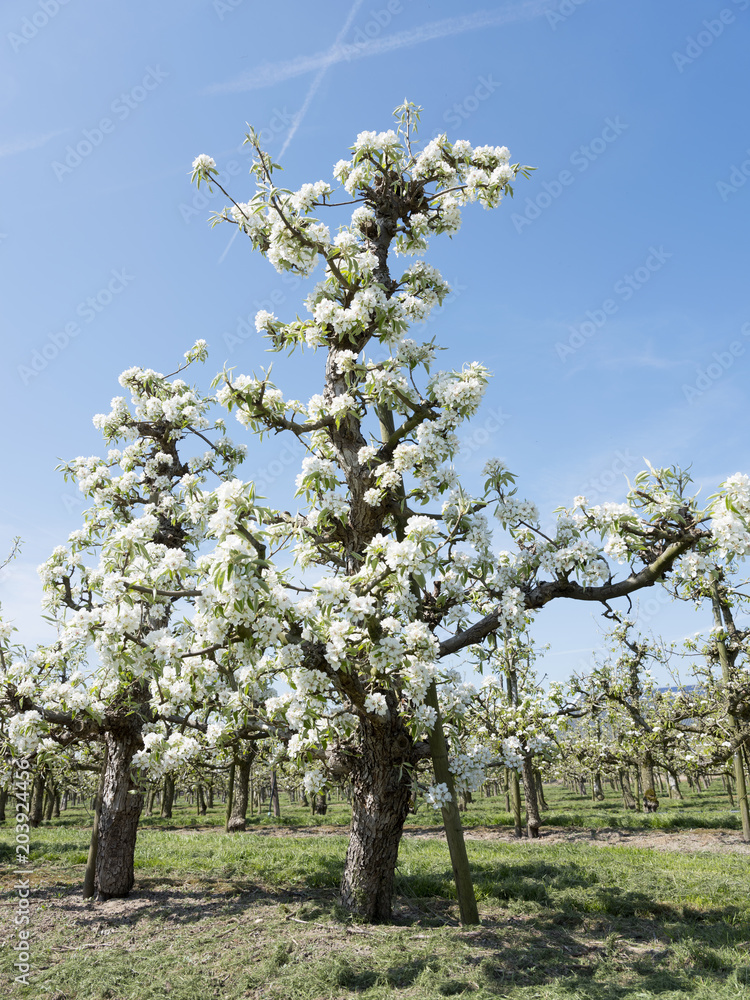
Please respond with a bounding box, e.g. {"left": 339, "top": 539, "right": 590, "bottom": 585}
{"left": 278, "top": 0, "right": 365, "bottom": 160}
{"left": 0, "top": 129, "right": 66, "bottom": 160}
{"left": 218, "top": 0, "right": 365, "bottom": 264}
{"left": 206, "top": 1, "right": 556, "bottom": 95}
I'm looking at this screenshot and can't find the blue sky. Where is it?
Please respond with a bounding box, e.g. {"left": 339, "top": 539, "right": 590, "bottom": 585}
{"left": 0, "top": 0, "right": 748, "bottom": 684}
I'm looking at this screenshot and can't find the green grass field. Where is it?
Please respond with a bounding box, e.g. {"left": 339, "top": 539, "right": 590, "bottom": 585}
{"left": 1, "top": 781, "right": 748, "bottom": 999}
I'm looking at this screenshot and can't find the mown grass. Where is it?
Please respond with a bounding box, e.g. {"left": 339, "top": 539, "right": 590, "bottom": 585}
{"left": 2, "top": 807, "right": 749, "bottom": 998}
{"left": 1, "top": 780, "right": 747, "bottom": 999}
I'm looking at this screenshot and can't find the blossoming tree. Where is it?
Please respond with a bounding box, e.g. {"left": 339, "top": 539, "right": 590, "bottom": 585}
{"left": 184, "top": 105, "right": 721, "bottom": 920}
{"left": 3, "top": 104, "right": 744, "bottom": 925}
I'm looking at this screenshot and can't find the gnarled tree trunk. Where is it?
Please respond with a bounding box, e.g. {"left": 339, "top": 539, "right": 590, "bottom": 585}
{"left": 339, "top": 716, "right": 414, "bottom": 922}
{"left": 95, "top": 721, "right": 144, "bottom": 899}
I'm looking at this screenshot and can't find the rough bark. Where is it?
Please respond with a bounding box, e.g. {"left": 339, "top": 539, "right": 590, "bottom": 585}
{"left": 83, "top": 751, "right": 108, "bottom": 899}
{"left": 95, "top": 722, "right": 144, "bottom": 899}
{"left": 339, "top": 715, "right": 414, "bottom": 922}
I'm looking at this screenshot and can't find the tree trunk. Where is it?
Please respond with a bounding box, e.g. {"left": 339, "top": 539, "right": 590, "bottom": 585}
{"left": 535, "top": 770, "right": 549, "bottom": 811}
{"left": 339, "top": 715, "right": 414, "bottom": 922}
{"left": 0, "top": 787, "right": 7, "bottom": 822}
{"left": 619, "top": 769, "right": 637, "bottom": 810}
{"left": 270, "top": 770, "right": 281, "bottom": 818}
{"left": 423, "top": 682, "right": 479, "bottom": 924}
{"left": 227, "top": 757, "right": 252, "bottom": 832}
{"left": 207, "top": 784, "right": 214, "bottom": 809}
{"left": 29, "top": 772, "right": 45, "bottom": 828}
{"left": 161, "top": 775, "right": 175, "bottom": 818}
{"left": 196, "top": 784, "right": 207, "bottom": 815}
{"left": 95, "top": 723, "right": 144, "bottom": 900}
{"left": 593, "top": 772, "right": 604, "bottom": 801}
{"left": 44, "top": 782, "right": 56, "bottom": 821}
{"left": 511, "top": 771, "right": 523, "bottom": 837}
{"left": 83, "top": 751, "right": 108, "bottom": 899}
{"left": 668, "top": 770, "right": 683, "bottom": 799}
{"left": 640, "top": 759, "right": 655, "bottom": 798}
{"left": 521, "top": 753, "right": 541, "bottom": 838}
{"left": 225, "top": 762, "right": 235, "bottom": 831}
{"left": 312, "top": 791, "right": 328, "bottom": 815}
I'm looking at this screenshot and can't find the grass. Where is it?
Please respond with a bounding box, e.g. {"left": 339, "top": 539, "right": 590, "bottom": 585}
{"left": 1, "top": 780, "right": 748, "bottom": 999}
{"left": 26, "top": 773, "right": 738, "bottom": 837}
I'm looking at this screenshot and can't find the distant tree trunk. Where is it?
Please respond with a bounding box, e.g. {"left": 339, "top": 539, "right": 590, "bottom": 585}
{"left": 29, "top": 772, "right": 45, "bottom": 828}
{"left": 0, "top": 787, "right": 8, "bottom": 822}
{"left": 95, "top": 721, "right": 144, "bottom": 900}
{"left": 535, "top": 771, "right": 548, "bottom": 811}
{"left": 227, "top": 756, "right": 253, "bottom": 832}
{"left": 225, "top": 762, "right": 235, "bottom": 831}
{"left": 145, "top": 788, "right": 156, "bottom": 815}
{"left": 161, "top": 776, "right": 175, "bottom": 818}
{"left": 312, "top": 791, "right": 328, "bottom": 815}
{"left": 593, "top": 772, "right": 605, "bottom": 801}
{"left": 619, "top": 769, "right": 637, "bottom": 810}
{"left": 511, "top": 771, "right": 523, "bottom": 837}
{"left": 458, "top": 790, "right": 472, "bottom": 812}
{"left": 270, "top": 770, "right": 281, "bottom": 818}
{"left": 521, "top": 754, "right": 541, "bottom": 838}
{"left": 578, "top": 776, "right": 586, "bottom": 797}
{"left": 668, "top": 770, "right": 683, "bottom": 799}
{"left": 196, "top": 784, "right": 207, "bottom": 815}
{"left": 44, "top": 782, "right": 56, "bottom": 821}
{"left": 207, "top": 784, "right": 214, "bottom": 809}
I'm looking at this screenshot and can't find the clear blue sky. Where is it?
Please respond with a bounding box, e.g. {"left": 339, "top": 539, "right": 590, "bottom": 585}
{"left": 1, "top": 0, "right": 748, "bottom": 684}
